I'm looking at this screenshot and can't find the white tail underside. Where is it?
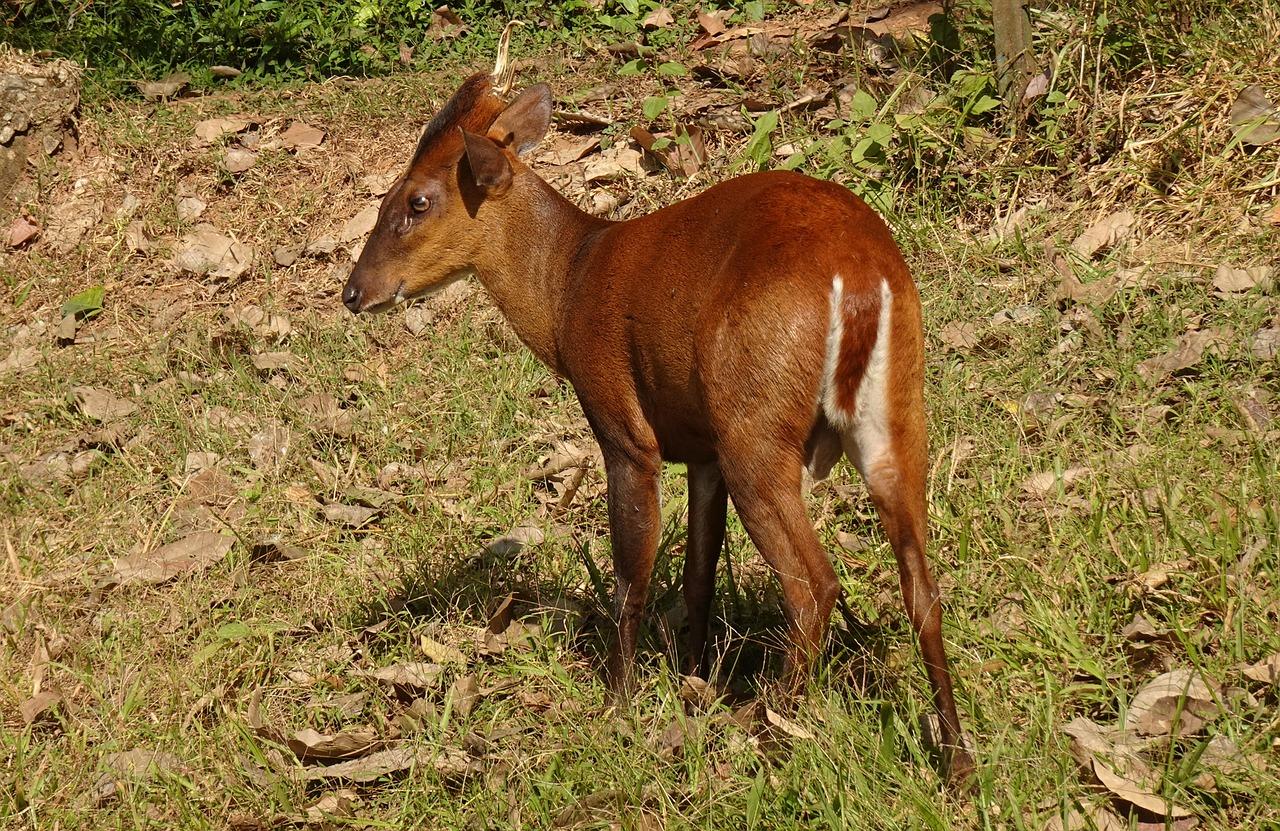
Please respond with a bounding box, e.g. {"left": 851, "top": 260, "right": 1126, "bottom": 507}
{"left": 821, "top": 274, "right": 894, "bottom": 477}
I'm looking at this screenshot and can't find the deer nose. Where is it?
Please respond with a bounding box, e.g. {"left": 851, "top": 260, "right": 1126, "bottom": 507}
{"left": 342, "top": 283, "right": 363, "bottom": 313}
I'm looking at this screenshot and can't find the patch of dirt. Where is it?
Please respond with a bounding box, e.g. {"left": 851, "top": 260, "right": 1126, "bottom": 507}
{"left": 0, "top": 46, "right": 81, "bottom": 209}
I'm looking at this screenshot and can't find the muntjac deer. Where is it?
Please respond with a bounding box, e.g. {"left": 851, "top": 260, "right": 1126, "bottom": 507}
{"left": 343, "top": 72, "right": 974, "bottom": 784}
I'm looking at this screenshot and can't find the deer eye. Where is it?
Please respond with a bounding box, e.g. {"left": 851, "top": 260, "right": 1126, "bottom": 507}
{"left": 409, "top": 194, "right": 430, "bottom": 213}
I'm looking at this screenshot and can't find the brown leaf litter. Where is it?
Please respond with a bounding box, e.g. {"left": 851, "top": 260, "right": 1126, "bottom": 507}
{"left": 110, "top": 531, "right": 234, "bottom": 586}
{"left": 1137, "top": 328, "right": 1231, "bottom": 385}
{"left": 173, "top": 224, "right": 254, "bottom": 281}
{"left": 68, "top": 386, "right": 137, "bottom": 422}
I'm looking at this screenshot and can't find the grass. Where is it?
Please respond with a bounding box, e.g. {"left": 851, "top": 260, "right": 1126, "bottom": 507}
{"left": 2, "top": 1, "right": 1279, "bottom": 828}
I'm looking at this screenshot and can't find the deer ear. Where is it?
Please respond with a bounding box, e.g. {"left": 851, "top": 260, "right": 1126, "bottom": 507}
{"left": 460, "top": 128, "right": 512, "bottom": 191}
{"left": 486, "top": 83, "right": 552, "bottom": 156}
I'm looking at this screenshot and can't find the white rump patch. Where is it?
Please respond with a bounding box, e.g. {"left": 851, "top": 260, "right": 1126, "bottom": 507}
{"left": 850, "top": 279, "right": 894, "bottom": 476}
{"left": 820, "top": 274, "right": 847, "bottom": 426}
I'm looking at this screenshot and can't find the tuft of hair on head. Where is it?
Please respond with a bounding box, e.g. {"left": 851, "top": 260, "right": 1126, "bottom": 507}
{"left": 411, "top": 72, "right": 505, "bottom": 163}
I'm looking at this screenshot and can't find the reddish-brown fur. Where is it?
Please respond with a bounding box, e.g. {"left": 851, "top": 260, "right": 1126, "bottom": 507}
{"left": 342, "top": 73, "right": 974, "bottom": 786}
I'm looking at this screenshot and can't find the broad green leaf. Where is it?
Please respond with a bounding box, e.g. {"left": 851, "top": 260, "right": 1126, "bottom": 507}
{"left": 970, "top": 95, "right": 1002, "bottom": 115}
{"left": 743, "top": 109, "right": 779, "bottom": 167}
{"left": 866, "top": 121, "right": 894, "bottom": 144}
{"left": 642, "top": 95, "right": 669, "bottom": 120}
{"left": 848, "top": 89, "right": 877, "bottom": 121}
{"left": 780, "top": 152, "right": 806, "bottom": 170}
{"left": 61, "top": 285, "right": 105, "bottom": 320}
{"left": 657, "top": 61, "right": 688, "bottom": 76}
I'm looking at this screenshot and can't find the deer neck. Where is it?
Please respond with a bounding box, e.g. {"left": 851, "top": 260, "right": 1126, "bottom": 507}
{"left": 472, "top": 173, "right": 609, "bottom": 374}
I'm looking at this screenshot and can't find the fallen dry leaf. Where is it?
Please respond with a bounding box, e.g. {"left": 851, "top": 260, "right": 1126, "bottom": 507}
{"left": 1230, "top": 84, "right": 1280, "bottom": 147}
{"left": 642, "top": 5, "right": 674, "bottom": 28}
{"left": 582, "top": 143, "right": 646, "bottom": 182}
{"left": 359, "top": 662, "right": 444, "bottom": 693}
{"left": 1212, "top": 264, "right": 1273, "bottom": 293}
{"left": 185, "top": 467, "right": 238, "bottom": 507}
{"left": 679, "top": 674, "right": 717, "bottom": 709}
{"left": 1198, "top": 733, "right": 1254, "bottom": 785}
{"left": 1055, "top": 266, "right": 1150, "bottom": 307}
{"left": 20, "top": 689, "right": 63, "bottom": 725}
{"left": 8, "top": 215, "right": 39, "bottom": 248}
{"left": 289, "top": 727, "right": 383, "bottom": 761}
{"left": 1091, "top": 757, "right": 1195, "bottom": 819}
{"left": 340, "top": 205, "right": 380, "bottom": 243}
{"left": 1064, "top": 717, "right": 1139, "bottom": 768}
{"left": 764, "top": 708, "right": 815, "bottom": 740}
{"left": 447, "top": 674, "right": 481, "bottom": 719}
{"left": 69, "top": 386, "right": 138, "bottom": 421}
{"left": 124, "top": 221, "right": 150, "bottom": 253}
{"left": 305, "top": 235, "right": 340, "bottom": 256}
{"left": 482, "top": 523, "right": 545, "bottom": 558}
{"left": 421, "top": 634, "right": 467, "bottom": 665}
{"left": 224, "top": 147, "right": 257, "bottom": 173}
{"left": 210, "top": 65, "right": 241, "bottom": 78}
{"left": 97, "top": 748, "right": 183, "bottom": 784}
{"left": 321, "top": 503, "right": 378, "bottom": 528}
{"left": 175, "top": 195, "right": 206, "bottom": 222}
{"left": 135, "top": 72, "right": 189, "bottom": 100}
{"left": 1252, "top": 326, "right": 1279, "bottom": 360}
{"left": 1042, "top": 804, "right": 1127, "bottom": 831}
{"left": 194, "top": 116, "right": 250, "bottom": 145}
{"left": 1137, "top": 328, "right": 1230, "bottom": 384}
{"left": 305, "top": 789, "right": 360, "bottom": 823}
{"left": 860, "top": 1, "right": 942, "bottom": 37}
{"left": 0, "top": 346, "right": 40, "bottom": 376}
{"left": 226, "top": 304, "right": 292, "bottom": 341}
{"left": 939, "top": 320, "right": 980, "bottom": 351}
{"left": 55, "top": 313, "right": 77, "bottom": 344}
{"left": 1129, "top": 668, "right": 1220, "bottom": 737}
{"left": 543, "top": 135, "right": 601, "bottom": 166}
{"left": 272, "top": 243, "right": 303, "bottom": 266}
{"left": 358, "top": 170, "right": 399, "bottom": 196}
{"left": 251, "top": 351, "right": 298, "bottom": 374}
{"left": 1241, "top": 653, "right": 1280, "bottom": 685}
{"left": 247, "top": 423, "right": 292, "bottom": 472}
{"left": 1022, "top": 466, "right": 1091, "bottom": 496}
{"left": 298, "top": 393, "right": 355, "bottom": 437}
{"left": 1070, "top": 211, "right": 1134, "bottom": 259}
{"left": 1120, "top": 613, "right": 1165, "bottom": 643}
{"left": 302, "top": 744, "right": 479, "bottom": 783}
{"left": 173, "top": 224, "right": 254, "bottom": 281}
{"left": 112, "top": 531, "right": 234, "bottom": 585}
{"left": 697, "top": 9, "right": 731, "bottom": 36}
{"left": 184, "top": 451, "right": 222, "bottom": 475}
{"left": 279, "top": 121, "right": 325, "bottom": 150}
{"left": 428, "top": 5, "right": 467, "bottom": 39}
{"left": 553, "top": 788, "right": 629, "bottom": 827}
{"left": 307, "top": 690, "right": 368, "bottom": 719}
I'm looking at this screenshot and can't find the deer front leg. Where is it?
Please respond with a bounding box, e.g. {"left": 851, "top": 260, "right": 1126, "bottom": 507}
{"left": 602, "top": 447, "right": 662, "bottom": 696}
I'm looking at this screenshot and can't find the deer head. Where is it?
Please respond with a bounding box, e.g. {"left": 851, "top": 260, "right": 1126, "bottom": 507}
{"left": 341, "top": 73, "right": 552, "bottom": 314}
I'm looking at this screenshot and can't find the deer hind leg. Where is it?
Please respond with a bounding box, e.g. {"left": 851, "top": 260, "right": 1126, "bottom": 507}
{"left": 684, "top": 462, "right": 728, "bottom": 677}
{"left": 831, "top": 278, "right": 974, "bottom": 784}
{"left": 716, "top": 447, "right": 840, "bottom": 686}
